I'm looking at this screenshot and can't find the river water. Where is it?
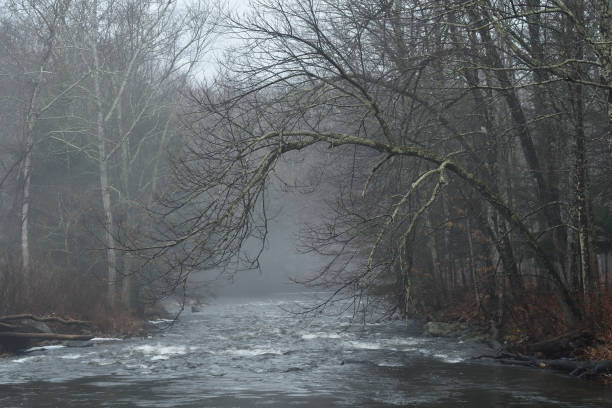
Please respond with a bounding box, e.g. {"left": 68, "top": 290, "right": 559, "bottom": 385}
{"left": 1, "top": 292, "right": 611, "bottom": 407}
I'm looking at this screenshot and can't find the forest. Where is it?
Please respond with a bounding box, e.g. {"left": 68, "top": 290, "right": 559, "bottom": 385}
{"left": 0, "top": 0, "right": 611, "bottom": 355}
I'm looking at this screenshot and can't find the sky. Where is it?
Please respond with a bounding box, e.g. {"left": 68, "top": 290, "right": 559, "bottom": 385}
{"left": 197, "top": 0, "right": 251, "bottom": 81}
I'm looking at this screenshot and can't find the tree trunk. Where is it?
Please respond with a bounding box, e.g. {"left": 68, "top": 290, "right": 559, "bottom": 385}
{"left": 20, "top": 134, "right": 32, "bottom": 276}
{"left": 573, "top": 82, "right": 599, "bottom": 304}
{"left": 90, "top": 0, "right": 118, "bottom": 306}
{"left": 566, "top": 1, "right": 600, "bottom": 317}
{"left": 526, "top": 0, "right": 568, "bottom": 278}
{"left": 466, "top": 217, "right": 481, "bottom": 311}
{"left": 593, "top": 0, "right": 612, "bottom": 157}
{"left": 117, "top": 95, "right": 133, "bottom": 310}
{"left": 426, "top": 215, "right": 446, "bottom": 300}
{"left": 21, "top": 64, "right": 50, "bottom": 282}
{"left": 606, "top": 253, "right": 610, "bottom": 290}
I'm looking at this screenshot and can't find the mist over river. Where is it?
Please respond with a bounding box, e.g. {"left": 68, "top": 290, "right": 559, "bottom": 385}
{"left": 1, "top": 292, "right": 611, "bottom": 407}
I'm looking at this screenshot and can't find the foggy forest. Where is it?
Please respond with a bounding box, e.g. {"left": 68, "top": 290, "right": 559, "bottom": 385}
{"left": 1, "top": 0, "right": 612, "bottom": 406}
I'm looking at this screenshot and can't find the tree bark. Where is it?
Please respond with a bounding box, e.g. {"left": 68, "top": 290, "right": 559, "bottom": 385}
{"left": 21, "top": 50, "right": 56, "bottom": 280}
{"left": 20, "top": 130, "right": 32, "bottom": 276}
{"left": 593, "top": 0, "right": 612, "bottom": 157}
{"left": 426, "top": 215, "right": 446, "bottom": 300}
{"left": 90, "top": 0, "right": 118, "bottom": 306}
{"left": 117, "top": 94, "right": 133, "bottom": 310}
{"left": 466, "top": 217, "right": 481, "bottom": 311}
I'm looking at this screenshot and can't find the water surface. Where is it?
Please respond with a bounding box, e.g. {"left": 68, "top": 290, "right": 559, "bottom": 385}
{"left": 1, "top": 293, "right": 611, "bottom": 407}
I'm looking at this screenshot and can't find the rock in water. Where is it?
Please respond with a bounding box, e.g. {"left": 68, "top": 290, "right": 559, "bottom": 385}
{"left": 424, "top": 321, "right": 467, "bottom": 337}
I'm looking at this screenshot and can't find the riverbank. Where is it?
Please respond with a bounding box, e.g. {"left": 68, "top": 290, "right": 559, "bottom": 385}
{"left": 422, "top": 319, "right": 612, "bottom": 384}
{"left": 0, "top": 293, "right": 204, "bottom": 357}
{"left": 0, "top": 309, "right": 152, "bottom": 356}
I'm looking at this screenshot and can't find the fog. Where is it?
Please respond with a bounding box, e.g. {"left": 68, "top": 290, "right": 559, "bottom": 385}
{"left": 182, "top": 145, "right": 337, "bottom": 300}
{"left": 205, "top": 191, "right": 326, "bottom": 298}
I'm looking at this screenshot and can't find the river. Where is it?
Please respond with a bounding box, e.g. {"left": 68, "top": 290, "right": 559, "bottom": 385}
{"left": 1, "top": 292, "right": 611, "bottom": 407}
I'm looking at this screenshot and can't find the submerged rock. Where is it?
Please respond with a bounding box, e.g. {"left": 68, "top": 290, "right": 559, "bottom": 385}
{"left": 424, "top": 321, "right": 467, "bottom": 337}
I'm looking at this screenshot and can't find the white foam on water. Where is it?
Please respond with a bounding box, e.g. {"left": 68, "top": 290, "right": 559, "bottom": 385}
{"left": 90, "top": 337, "right": 122, "bottom": 342}
{"left": 433, "top": 353, "right": 464, "bottom": 363}
{"left": 24, "top": 345, "right": 66, "bottom": 352}
{"left": 384, "top": 337, "right": 425, "bottom": 347}
{"left": 301, "top": 332, "right": 342, "bottom": 340}
{"left": 133, "top": 344, "right": 190, "bottom": 360}
{"left": 12, "top": 356, "right": 40, "bottom": 363}
{"left": 60, "top": 354, "right": 82, "bottom": 360}
{"left": 344, "top": 341, "right": 383, "bottom": 350}
{"left": 377, "top": 361, "right": 404, "bottom": 367}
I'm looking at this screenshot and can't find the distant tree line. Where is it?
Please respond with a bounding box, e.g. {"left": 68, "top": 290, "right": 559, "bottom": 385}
{"left": 0, "top": 0, "right": 216, "bottom": 318}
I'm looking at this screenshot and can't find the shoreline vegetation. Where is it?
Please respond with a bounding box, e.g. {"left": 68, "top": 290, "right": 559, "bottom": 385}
{"left": 426, "top": 319, "right": 612, "bottom": 383}
{"left": 422, "top": 303, "right": 612, "bottom": 384}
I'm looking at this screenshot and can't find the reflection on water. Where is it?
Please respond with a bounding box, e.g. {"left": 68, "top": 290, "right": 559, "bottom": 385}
{"left": 1, "top": 293, "right": 611, "bottom": 407}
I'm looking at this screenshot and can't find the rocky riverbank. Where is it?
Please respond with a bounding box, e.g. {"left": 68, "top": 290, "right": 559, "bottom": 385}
{"left": 423, "top": 320, "right": 612, "bottom": 383}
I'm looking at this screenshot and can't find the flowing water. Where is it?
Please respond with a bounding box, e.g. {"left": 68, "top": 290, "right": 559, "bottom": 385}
{"left": 1, "top": 292, "right": 611, "bottom": 407}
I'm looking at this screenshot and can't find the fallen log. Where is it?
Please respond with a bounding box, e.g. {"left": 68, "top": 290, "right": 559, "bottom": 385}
{"left": 0, "top": 314, "right": 94, "bottom": 353}
{"left": 0, "top": 314, "right": 90, "bottom": 326}
{"left": 475, "top": 350, "right": 612, "bottom": 379}
{"left": 0, "top": 322, "right": 17, "bottom": 330}
{"left": 525, "top": 331, "right": 599, "bottom": 359}
{"left": 0, "top": 332, "right": 93, "bottom": 341}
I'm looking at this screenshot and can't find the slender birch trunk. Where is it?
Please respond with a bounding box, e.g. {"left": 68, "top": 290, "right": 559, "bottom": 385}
{"left": 118, "top": 97, "right": 133, "bottom": 310}
{"left": 21, "top": 59, "right": 53, "bottom": 280}
{"left": 90, "top": 0, "right": 118, "bottom": 306}
{"left": 20, "top": 126, "right": 33, "bottom": 276}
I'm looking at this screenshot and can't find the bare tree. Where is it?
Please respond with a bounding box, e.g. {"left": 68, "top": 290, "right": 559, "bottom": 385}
{"left": 2, "top": 0, "right": 77, "bottom": 279}
{"left": 133, "top": 0, "right": 612, "bottom": 336}
{"left": 53, "top": 0, "right": 218, "bottom": 307}
{"left": 0, "top": 0, "right": 217, "bottom": 314}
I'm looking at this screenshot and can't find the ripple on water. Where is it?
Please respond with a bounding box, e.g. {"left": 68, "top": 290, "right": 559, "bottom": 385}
{"left": 344, "top": 340, "right": 383, "bottom": 350}
{"left": 1, "top": 293, "right": 611, "bottom": 407}
{"left": 60, "top": 353, "right": 84, "bottom": 360}
{"left": 12, "top": 356, "right": 42, "bottom": 364}
{"left": 300, "top": 332, "right": 343, "bottom": 340}
{"left": 224, "top": 347, "right": 285, "bottom": 357}
{"left": 24, "top": 345, "right": 66, "bottom": 352}
{"left": 132, "top": 344, "right": 191, "bottom": 360}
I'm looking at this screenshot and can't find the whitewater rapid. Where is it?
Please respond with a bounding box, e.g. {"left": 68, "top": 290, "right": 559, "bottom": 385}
{"left": 1, "top": 293, "right": 611, "bottom": 407}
